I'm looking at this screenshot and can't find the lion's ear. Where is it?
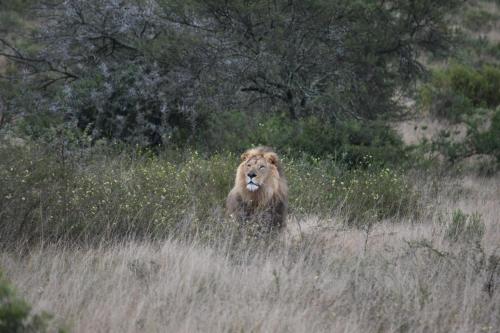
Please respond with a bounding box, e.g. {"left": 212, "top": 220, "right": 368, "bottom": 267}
{"left": 240, "top": 152, "right": 249, "bottom": 162}
{"left": 264, "top": 152, "right": 279, "bottom": 165}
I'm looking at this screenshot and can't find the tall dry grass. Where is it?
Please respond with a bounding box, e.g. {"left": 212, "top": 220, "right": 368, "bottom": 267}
{"left": 1, "top": 174, "right": 499, "bottom": 333}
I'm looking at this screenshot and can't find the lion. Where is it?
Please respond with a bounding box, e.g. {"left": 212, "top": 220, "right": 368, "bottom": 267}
{"left": 226, "top": 147, "right": 288, "bottom": 233}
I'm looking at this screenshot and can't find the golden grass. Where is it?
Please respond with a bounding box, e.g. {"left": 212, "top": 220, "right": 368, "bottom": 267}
{"left": 1, "top": 174, "right": 499, "bottom": 332}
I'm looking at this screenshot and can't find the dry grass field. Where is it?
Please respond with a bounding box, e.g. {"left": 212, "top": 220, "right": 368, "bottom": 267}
{"left": 1, "top": 174, "right": 499, "bottom": 333}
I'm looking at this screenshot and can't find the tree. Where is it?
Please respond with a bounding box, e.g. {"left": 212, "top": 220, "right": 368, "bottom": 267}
{"left": 1, "top": 0, "right": 463, "bottom": 145}
{"left": 169, "top": 0, "right": 461, "bottom": 119}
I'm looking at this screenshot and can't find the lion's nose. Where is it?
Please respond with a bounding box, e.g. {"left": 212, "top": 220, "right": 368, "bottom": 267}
{"left": 247, "top": 172, "right": 257, "bottom": 178}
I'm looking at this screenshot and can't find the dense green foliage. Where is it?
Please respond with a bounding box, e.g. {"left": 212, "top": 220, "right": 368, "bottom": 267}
{"left": 0, "top": 0, "right": 461, "bottom": 147}
{"left": 0, "top": 138, "right": 419, "bottom": 245}
{"left": 10, "top": 108, "right": 407, "bottom": 165}
{"left": 420, "top": 64, "right": 500, "bottom": 122}
{"left": 198, "top": 112, "right": 406, "bottom": 164}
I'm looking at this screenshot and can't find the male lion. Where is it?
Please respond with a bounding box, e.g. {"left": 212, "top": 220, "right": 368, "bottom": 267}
{"left": 226, "top": 147, "right": 288, "bottom": 233}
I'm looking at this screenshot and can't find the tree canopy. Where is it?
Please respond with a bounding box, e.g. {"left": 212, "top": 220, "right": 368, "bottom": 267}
{"left": 1, "top": 0, "right": 462, "bottom": 145}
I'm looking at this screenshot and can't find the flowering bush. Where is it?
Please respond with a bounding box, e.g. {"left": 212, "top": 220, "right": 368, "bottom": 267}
{"left": 334, "top": 167, "right": 419, "bottom": 227}
{"left": 0, "top": 139, "right": 420, "bottom": 244}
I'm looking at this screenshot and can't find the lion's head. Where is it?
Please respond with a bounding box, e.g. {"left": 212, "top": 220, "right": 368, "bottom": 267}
{"left": 239, "top": 150, "right": 279, "bottom": 192}
{"left": 226, "top": 146, "right": 288, "bottom": 230}
{"left": 232, "top": 146, "right": 287, "bottom": 205}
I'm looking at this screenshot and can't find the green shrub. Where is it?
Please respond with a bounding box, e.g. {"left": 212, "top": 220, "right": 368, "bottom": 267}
{"left": 419, "top": 86, "right": 473, "bottom": 122}
{"left": 463, "top": 65, "right": 500, "bottom": 107}
{"left": 420, "top": 64, "right": 500, "bottom": 122}
{"left": 63, "top": 64, "right": 188, "bottom": 146}
{"left": 0, "top": 0, "right": 37, "bottom": 13}
{"left": 284, "top": 155, "right": 341, "bottom": 215}
{"left": 9, "top": 105, "right": 407, "bottom": 167}
{"left": 464, "top": 37, "right": 500, "bottom": 64}
{"left": 0, "top": 271, "right": 50, "bottom": 333}
{"left": 333, "top": 167, "right": 419, "bottom": 228}
{"left": 0, "top": 140, "right": 237, "bottom": 243}
{"left": 445, "top": 209, "right": 485, "bottom": 243}
{"left": 472, "top": 108, "right": 500, "bottom": 161}
{"left": 485, "top": 41, "right": 500, "bottom": 60}
{"left": 0, "top": 138, "right": 420, "bottom": 244}
{"left": 198, "top": 110, "right": 254, "bottom": 153}
{"left": 199, "top": 112, "right": 406, "bottom": 166}
{"left": 14, "top": 112, "right": 66, "bottom": 140}
{"left": 429, "top": 108, "right": 500, "bottom": 168}
{"left": 431, "top": 130, "right": 471, "bottom": 163}
{"left": 463, "top": 9, "right": 498, "bottom": 32}
{"left": 68, "top": 151, "right": 237, "bottom": 238}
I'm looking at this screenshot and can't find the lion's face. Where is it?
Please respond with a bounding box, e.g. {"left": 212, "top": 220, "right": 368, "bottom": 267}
{"left": 240, "top": 155, "right": 276, "bottom": 192}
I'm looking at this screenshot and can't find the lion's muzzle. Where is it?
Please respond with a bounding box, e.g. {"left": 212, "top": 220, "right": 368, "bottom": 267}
{"left": 246, "top": 175, "right": 260, "bottom": 192}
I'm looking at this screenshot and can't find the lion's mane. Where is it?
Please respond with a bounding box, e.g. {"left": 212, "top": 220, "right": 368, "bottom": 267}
{"left": 226, "top": 147, "right": 288, "bottom": 231}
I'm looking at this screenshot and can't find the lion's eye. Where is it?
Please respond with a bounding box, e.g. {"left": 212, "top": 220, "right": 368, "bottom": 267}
{"left": 259, "top": 165, "right": 265, "bottom": 169}
{"left": 247, "top": 164, "right": 251, "bottom": 167}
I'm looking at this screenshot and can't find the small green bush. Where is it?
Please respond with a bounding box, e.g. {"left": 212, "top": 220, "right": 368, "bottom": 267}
{"left": 333, "top": 167, "right": 419, "bottom": 228}
{"left": 429, "top": 108, "right": 500, "bottom": 168}
{"left": 419, "top": 86, "right": 473, "bottom": 122}
{"left": 14, "top": 112, "right": 66, "bottom": 140}
{"left": 420, "top": 64, "right": 500, "bottom": 122}
{"left": 445, "top": 210, "right": 485, "bottom": 243}
{"left": 472, "top": 108, "right": 500, "bottom": 161}
{"left": 0, "top": 271, "right": 50, "bottom": 333}
{"left": 464, "top": 65, "right": 500, "bottom": 107}
{"left": 485, "top": 41, "right": 500, "bottom": 60}
{"left": 431, "top": 130, "right": 471, "bottom": 163}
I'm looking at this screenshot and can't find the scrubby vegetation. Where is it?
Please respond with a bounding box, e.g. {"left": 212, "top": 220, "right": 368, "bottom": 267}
{"left": 413, "top": 0, "right": 500, "bottom": 166}
{"left": 419, "top": 64, "right": 500, "bottom": 121}
{"left": 0, "top": 138, "right": 419, "bottom": 245}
